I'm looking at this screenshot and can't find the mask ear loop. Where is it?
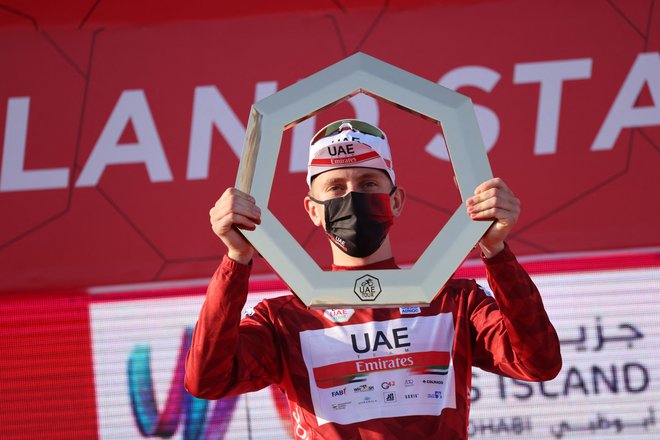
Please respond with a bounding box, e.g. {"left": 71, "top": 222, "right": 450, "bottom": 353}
{"left": 307, "top": 194, "right": 326, "bottom": 205}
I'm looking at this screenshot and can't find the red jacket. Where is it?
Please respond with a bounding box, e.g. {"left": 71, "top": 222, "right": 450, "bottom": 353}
{"left": 185, "top": 245, "right": 561, "bottom": 439}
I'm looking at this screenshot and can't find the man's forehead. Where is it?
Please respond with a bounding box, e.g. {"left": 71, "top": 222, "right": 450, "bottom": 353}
{"left": 312, "top": 167, "right": 390, "bottom": 184}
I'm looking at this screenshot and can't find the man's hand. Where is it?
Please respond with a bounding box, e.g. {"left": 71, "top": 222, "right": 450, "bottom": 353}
{"left": 466, "top": 177, "right": 520, "bottom": 258}
{"left": 210, "top": 188, "right": 261, "bottom": 264}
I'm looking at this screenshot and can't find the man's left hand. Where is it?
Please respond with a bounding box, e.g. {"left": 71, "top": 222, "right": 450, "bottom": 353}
{"left": 466, "top": 177, "right": 520, "bottom": 258}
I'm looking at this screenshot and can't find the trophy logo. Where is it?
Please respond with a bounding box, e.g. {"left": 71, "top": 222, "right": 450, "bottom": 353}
{"left": 354, "top": 275, "right": 382, "bottom": 301}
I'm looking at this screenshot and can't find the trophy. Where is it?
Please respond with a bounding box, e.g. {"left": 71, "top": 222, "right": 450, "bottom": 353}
{"left": 236, "top": 53, "right": 493, "bottom": 308}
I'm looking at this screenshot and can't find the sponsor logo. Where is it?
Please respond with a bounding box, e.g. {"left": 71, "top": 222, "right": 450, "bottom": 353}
{"left": 331, "top": 402, "right": 351, "bottom": 410}
{"left": 404, "top": 393, "right": 419, "bottom": 399}
{"left": 404, "top": 379, "right": 415, "bottom": 387}
{"left": 354, "top": 275, "right": 382, "bottom": 301}
{"left": 355, "top": 355, "right": 414, "bottom": 374}
{"left": 383, "top": 391, "right": 396, "bottom": 402}
{"left": 312, "top": 351, "right": 449, "bottom": 389}
{"left": 358, "top": 396, "right": 377, "bottom": 405}
{"left": 327, "top": 144, "right": 355, "bottom": 156}
{"left": 323, "top": 308, "right": 355, "bottom": 324}
{"left": 330, "top": 157, "right": 358, "bottom": 165}
{"left": 351, "top": 327, "right": 411, "bottom": 354}
{"left": 331, "top": 387, "right": 347, "bottom": 397}
{"left": 353, "top": 384, "right": 374, "bottom": 393}
{"left": 427, "top": 391, "right": 443, "bottom": 399}
{"left": 399, "top": 306, "right": 421, "bottom": 315}
{"left": 422, "top": 379, "right": 444, "bottom": 385}
{"left": 381, "top": 381, "right": 396, "bottom": 389}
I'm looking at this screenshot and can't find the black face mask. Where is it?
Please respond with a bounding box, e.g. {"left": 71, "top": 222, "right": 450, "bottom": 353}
{"left": 309, "top": 188, "right": 396, "bottom": 258}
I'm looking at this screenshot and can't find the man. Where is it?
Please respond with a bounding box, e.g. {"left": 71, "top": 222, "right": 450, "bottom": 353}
{"left": 185, "top": 119, "right": 562, "bottom": 439}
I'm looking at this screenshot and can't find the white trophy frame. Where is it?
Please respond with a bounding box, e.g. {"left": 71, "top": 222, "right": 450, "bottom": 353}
{"left": 236, "top": 52, "right": 493, "bottom": 308}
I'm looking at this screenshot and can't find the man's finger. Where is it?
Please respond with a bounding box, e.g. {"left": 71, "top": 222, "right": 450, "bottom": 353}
{"left": 468, "top": 195, "right": 519, "bottom": 213}
{"left": 211, "top": 197, "right": 261, "bottom": 222}
{"left": 469, "top": 206, "right": 517, "bottom": 223}
{"left": 468, "top": 190, "right": 520, "bottom": 213}
{"left": 213, "top": 213, "right": 259, "bottom": 234}
{"left": 222, "top": 187, "right": 256, "bottom": 203}
{"left": 473, "top": 177, "right": 512, "bottom": 195}
{"left": 210, "top": 208, "right": 261, "bottom": 224}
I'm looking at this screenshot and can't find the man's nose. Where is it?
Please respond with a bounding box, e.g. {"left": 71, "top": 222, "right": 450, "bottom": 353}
{"left": 344, "top": 182, "right": 360, "bottom": 194}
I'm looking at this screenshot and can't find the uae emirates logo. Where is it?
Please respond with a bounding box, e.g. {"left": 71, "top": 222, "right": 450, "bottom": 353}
{"left": 354, "top": 275, "right": 382, "bottom": 301}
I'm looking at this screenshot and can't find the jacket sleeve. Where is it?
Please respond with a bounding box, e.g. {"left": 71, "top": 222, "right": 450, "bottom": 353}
{"left": 184, "top": 255, "right": 283, "bottom": 399}
{"left": 469, "top": 244, "right": 562, "bottom": 381}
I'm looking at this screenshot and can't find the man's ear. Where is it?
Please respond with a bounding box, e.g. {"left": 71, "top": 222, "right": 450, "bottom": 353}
{"left": 391, "top": 186, "right": 406, "bottom": 217}
{"left": 304, "top": 195, "right": 323, "bottom": 227}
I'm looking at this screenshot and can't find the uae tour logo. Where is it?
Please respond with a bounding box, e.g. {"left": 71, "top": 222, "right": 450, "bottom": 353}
{"left": 354, "top": 275, "right": 382, "bottom": 301}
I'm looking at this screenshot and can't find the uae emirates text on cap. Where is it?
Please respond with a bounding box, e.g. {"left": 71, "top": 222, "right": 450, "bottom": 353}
{"left": 307, "top": 120, "right": 396, "bottom": 186}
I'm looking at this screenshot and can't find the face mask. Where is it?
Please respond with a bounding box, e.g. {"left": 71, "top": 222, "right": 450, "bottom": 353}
{"left": 309, "top": 188, "right": 396, "bottom": 258}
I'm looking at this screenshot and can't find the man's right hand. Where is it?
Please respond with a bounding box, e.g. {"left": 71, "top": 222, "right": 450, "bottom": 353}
{"left": 210, "top": 188, "right": 261, "bottom": 265}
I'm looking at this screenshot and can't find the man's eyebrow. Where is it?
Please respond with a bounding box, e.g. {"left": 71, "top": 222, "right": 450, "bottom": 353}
{"left": 317, "top": 171, "right": 388, "bottom": 186}
{"left": 321, "top": 177, "right": 345, "bottom": 186}
{"left": 356, "top": 172, "right": 389, "bottom": 182}
{"left": 360, "top": 172, "right": 386, "bottom": 178}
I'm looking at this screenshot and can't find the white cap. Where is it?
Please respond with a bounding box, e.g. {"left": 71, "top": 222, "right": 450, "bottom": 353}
{"left": 307, "top": 120, "right": 395, "bottom": 187}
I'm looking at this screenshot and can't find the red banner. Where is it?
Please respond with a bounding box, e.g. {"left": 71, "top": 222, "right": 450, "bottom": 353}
{"left": 0, "top": 0, "right": 658, "bottom": 293}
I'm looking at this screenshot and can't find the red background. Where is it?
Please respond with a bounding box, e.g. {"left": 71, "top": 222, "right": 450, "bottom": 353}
{"left": 1, "top": 0, "right": 658, "bottom": 293}
{"left": 1, "top": 0, "right": 659, "bottom": 438}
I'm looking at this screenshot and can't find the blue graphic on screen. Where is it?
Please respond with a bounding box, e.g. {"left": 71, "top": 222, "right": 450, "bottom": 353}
{"left": 127, "top": 327, "right": 239, "bottom": 439}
